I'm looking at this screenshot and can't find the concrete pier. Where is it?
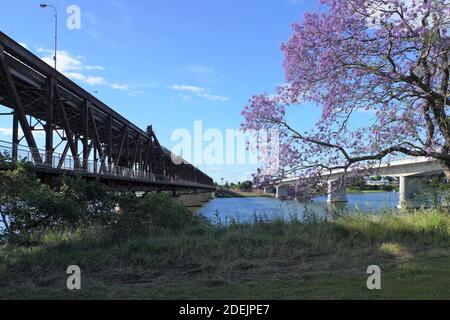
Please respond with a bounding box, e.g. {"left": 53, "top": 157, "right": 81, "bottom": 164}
{"left": 398, "top": 176, "right": 425, "bottom": 209}
{"left": 276, "top": 185, "right": 289, "bottom": 199}
{"left": 273, "top": 157, "right": 443, "bottom": 209}
{"left": 327, "top": 178, "right": 348, "bottom": 203}
{"left": 178, "top": 192, "right": 214, "bottom": 207}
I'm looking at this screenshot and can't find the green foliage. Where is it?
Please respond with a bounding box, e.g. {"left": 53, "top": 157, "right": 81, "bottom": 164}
{"left": 115, "top": 193, "right": 202, "bottom": 236}
{"left": 0, "top": 163, "right": 76, "bottom": 237}
{"left": 239, "top": 180, "right": 253, "bottom": 191}
{"left": 59, "top": 175, "right": 117, "bottom": 226}
{"left": 418, "top": 175, "right": 450, "bottom": 208}
{"left": 0, "top": 165, "right": 202, "bottom": 243}
{"left": 346, "top": 176, "right": 366, "bottom": 189}
{"left": 0, "top": 208, "right": 449, "bottom": 299}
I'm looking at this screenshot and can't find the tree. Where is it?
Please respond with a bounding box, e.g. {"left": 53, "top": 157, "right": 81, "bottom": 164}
{"left": 240, "top": 180, "right": 253, "bottom": 191}
{"left": 242, "top": 0, "right": 450, "bottom": 189}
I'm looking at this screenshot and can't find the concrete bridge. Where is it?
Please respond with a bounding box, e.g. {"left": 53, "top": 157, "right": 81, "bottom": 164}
{"left": 272, "top": 158, "right": 444, "bottom": 208}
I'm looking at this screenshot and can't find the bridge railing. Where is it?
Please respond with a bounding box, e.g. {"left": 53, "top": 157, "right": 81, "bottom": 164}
{"left": 0, "top": 140, "right": 213, "bottom": 188}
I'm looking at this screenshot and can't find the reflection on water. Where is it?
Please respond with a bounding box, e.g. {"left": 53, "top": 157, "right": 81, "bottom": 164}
{"left": 198, "top": 192, "right": 400, "bottom": 224}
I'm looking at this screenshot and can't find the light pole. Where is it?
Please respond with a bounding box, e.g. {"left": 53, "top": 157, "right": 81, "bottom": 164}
{"left": 40, "top": 3, "right": 58, "bottom": 70}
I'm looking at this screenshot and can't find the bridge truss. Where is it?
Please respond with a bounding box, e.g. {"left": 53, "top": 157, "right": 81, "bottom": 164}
{"left": 0, "top": 32, "right": 214, "bottom": 191}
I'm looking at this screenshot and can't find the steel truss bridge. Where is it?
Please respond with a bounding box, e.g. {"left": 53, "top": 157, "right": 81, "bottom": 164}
{"left": 0, "top": 32, "right": 214, "bottom": 192}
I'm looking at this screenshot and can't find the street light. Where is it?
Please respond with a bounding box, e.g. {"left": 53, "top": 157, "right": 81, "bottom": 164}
{"left": 40, "top": 3, "right": 58, "bottom": 70}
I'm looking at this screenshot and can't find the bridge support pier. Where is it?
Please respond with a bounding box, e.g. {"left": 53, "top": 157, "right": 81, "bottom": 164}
{"left": 327, "top": 178, "right": 348, "bottom": 203}
{"left": 179, "top": 194, "right": 200, "bottom": 207}
{"left": 398, "top": 176, "right": 425, "bottom": 209}
{"left": 276, "top": 185, "right": 289, "bottom": 199}
{"left": 178, "top": 191, "right": 212, "bottom": 207}
{"left": 198, "top": 192, "right": 210, "bottom": 203}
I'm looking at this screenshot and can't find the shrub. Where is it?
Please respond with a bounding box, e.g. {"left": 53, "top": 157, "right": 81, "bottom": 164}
{"left": 115, "top": 193, "right": 200, "bottom": 235}
{"left": 0, "top": 163, "right": 79, "bottom": 235}
{"left": 59, "top": 175, "right": 117, "bottom": 226}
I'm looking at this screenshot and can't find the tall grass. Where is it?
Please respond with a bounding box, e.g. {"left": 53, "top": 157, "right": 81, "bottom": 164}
{"left": 0, "top": 208, "right": 449, "bottom": 299}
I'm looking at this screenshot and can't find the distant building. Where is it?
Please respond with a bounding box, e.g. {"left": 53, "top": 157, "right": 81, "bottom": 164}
{"left": 365, "top": 177, "right": 395, "bottom": 186}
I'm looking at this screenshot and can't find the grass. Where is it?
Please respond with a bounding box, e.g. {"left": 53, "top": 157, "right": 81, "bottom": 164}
{"left": 0, "top": 209, "right": 449, "bottom": 300}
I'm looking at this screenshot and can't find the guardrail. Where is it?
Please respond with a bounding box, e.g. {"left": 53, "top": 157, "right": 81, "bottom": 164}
{"left": 0, "top": 140, "right": 213, "bottom": 189}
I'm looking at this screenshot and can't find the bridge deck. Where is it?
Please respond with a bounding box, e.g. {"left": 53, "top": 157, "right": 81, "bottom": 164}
{"left": 277, "top": 158, "right": 443, "bottom": 187}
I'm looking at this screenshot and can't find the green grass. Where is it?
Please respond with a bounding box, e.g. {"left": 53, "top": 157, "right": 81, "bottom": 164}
{"left": 1, "top": 210, "right": 449, "bottom": 300}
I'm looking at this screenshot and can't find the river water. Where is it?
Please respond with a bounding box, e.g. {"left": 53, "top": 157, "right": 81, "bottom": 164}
{"left": 198, "top": 192, "right": 400, "bottom": 224}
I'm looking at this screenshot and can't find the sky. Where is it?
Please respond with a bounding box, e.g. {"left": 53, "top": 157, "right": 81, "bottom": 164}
{"left": 0, "top": 0, "right": 327, "bottom": 183}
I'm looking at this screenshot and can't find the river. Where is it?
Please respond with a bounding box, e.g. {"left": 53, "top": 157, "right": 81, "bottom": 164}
{"left": 198, "top": 192, "right": 400, "bottom": 224}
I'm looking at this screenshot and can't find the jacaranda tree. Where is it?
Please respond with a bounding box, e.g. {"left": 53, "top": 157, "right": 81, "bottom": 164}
{"left": 242, "top": 0, "right": 450, "bottom": 189}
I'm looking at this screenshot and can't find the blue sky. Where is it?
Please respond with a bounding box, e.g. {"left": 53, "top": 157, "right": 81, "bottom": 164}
{"left": 0, "top": 0, "right": 327, "bottom": 183}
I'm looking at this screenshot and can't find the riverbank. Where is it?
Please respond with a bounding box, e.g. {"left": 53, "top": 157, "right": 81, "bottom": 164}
{"left": 215, "top": 189, "right": 275, "bottom": 198}
{"left": 347, "top": 188, "right": 399, "bottom": 194}
{"left": 1, "top": 209, "right": 449, "bottom": 299}
{"left": 217, "top": 188, "right": 397, "bottom": 199}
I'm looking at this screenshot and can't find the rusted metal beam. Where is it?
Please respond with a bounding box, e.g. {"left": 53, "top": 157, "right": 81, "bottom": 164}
{"left": 133, "top": 135, "right": 141, "bottom": 167}
{"left": 108, "top": 115, "right": 113, "bottom": 170}
{"left": 57, "top": 142, "right": 70, "bottom": 169}
{"left": 12, "top": 111, "right": 18, "bottom": 161}
{"left": 143, "top": 139, "right": 151, "bottom": 173}
{"left": 56, "top": 96, "right": 81, "bottom": 169}
{"left": 125, "top": 128, "right": 130, "bottom": 167}
{"left": 0, "top": 45, "right": 42, "bottom": 163}
{"left": 93, "top": 147, "right": 98, "bottom": 173}
{"left": 82, "top": 100, "right": 90, "bottom": 169}
{"left": 88, "top": 108, "right": 106, "bottom": 172}
{"left": 115, "top": 126, "right": 128, "bottom": 166}
{"left": 45, "top": 77, "right": 54, "bottom": 165}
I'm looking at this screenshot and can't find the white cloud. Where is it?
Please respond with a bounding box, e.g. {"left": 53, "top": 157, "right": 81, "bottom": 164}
{"left": 188, "top": 64, "right": 215, "bottom": 74}
{"left": 169, "top": 84, "right": 230, "bottom": 103}
{"left": 84, "top": 65, "right": 106, "bottom": 71}
{"left": 110, "top": 83, "right": 130, "bottom": 90}
{"left": 64, "top": 72, "right": 107, "bottom": 86}
{"left": 85, "top": 76, "right": 107, "bottom": 86}
{"left": 18, "top": 42, "right": 28, "bottom": 49}
{"left": 39, "top": 48, "right": 110, "bottom": 86}
{"left": 0, "top": 128, "right": 15, "bottom": 136}
{"left": 37, "top": 47, "right": 144, "bottom": 96}
{"left": 169, "top": 84, "right": 205, "bottom": 93}
{"left": 38, "top": 48, "right": 84, "bottom": 74}
{"left": 197, "top": 92, "right": 230, "bottom": 103}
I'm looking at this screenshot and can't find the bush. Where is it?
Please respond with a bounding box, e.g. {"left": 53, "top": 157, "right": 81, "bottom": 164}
{"left": 0, "top": 164, "right": 205, "bottom": 242}
{"left": 0, "top": 163, "right": 81, "bottom": 236}
{"left": 114, "top": 193, "right": 201, "bottom": 236}
{"left": 239, "top": 181, "right": 253, "bottom": 191}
